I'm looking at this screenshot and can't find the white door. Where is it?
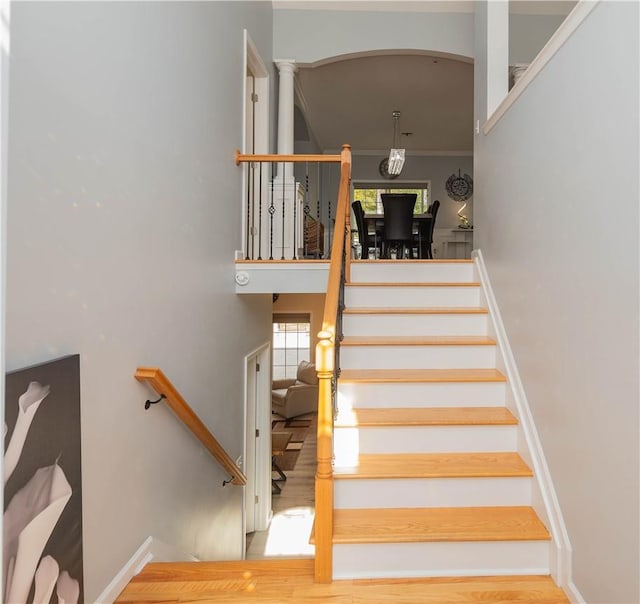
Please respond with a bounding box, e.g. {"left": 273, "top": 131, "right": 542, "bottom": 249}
{"left": 244, "top": 342, "right": 271, "bottom": 538}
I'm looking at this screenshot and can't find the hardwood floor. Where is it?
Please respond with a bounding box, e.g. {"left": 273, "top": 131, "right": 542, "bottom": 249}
{"left": 245, "top": 413, "right": 317, "bottom": 559}
{"left": 117, "top": 559, "right": 570, "bottom": 603}
{"left": 272, "top": 414, "right": 316, "bottom": 514}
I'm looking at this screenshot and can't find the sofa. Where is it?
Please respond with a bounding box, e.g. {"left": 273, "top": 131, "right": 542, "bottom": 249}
{"left": 272, "top": 360, "right": 319, "bottom": 419}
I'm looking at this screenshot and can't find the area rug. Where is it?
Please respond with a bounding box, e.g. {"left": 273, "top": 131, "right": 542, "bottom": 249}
{"left": 272, "top": 416, "right": 312, "bottom": 471}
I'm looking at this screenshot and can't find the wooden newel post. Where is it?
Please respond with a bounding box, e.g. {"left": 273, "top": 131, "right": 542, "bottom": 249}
{"left": 314, "top": 330, "right": 334, "bottom": 583}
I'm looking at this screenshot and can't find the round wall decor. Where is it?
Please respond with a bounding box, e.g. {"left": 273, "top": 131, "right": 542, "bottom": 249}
{"left": 445, "top": 170, "right": 473, "bottom": 202}
{"left": 379, "top": 158, "right": 400, "bottom": 180}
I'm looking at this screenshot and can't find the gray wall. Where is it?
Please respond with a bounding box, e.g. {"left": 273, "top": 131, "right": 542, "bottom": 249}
{"left": 274, "top": 8, "right": 474, "bottom": 63}
{"left": 6, "top": 2, "right": 273, "bottom": 600}
{"left": 474, "top": 2, "right": 639, "bottom": 602}
{"left": 509, "top": 13, "right": 569, "bottom": 64}
{"left": 352, "top": 154, "right": 473, "bottom": 229}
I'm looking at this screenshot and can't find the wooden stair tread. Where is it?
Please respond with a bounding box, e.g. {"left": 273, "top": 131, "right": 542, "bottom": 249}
{"left": 341, "top": 335, "right": 496, "bottom": 346}
{"left": 118, "top": 563, "right": 568, "bottom": 603}
{"left": 333, "top": 452, "right": 532, "bottom": 479}
{"left": 344, "top": 306, "right": 489, "bottom": 315}
{"left": 339, "top": 368, "right": 507, "bottom": 383}
{"left": 334, "top": 406, "right": 517, "bottom": 427}
{"left": 331, "top": 507, "right": 551, "bottom": 544}
{"left": 130, "top": 559, "right": 314, "bottom": 582}
{"left": 346, "top": 281, "right": 480, "bottom": 287}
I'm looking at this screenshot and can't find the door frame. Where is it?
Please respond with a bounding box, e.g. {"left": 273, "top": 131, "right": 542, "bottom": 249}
{"left": 243, "top": 30, "right": 269, "bottom": 155}
{"left": 241, "top": 31, "right": 270, "bottom": 260}
{"left": 243, "top": 341, "right": 271, "bottom": 540}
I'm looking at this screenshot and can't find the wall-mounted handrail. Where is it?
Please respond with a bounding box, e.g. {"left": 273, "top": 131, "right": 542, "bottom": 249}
{"left": 135, "top": 367, "right": 247, "bottom": 486}
{"left": 315, "top": 144, "right": 352, "bottom": 583}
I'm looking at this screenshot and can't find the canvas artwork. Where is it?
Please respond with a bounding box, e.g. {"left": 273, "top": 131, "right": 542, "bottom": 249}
{"left": 4, "top": 354, "right": 84, "bottom": 604}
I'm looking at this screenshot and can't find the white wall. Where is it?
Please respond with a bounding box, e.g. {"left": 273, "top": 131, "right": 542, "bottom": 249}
{"left": 474, "top": 2, "right": 639, "bottom": 602}
{"left": 0, "top": 0, "right": 9, "bottom": 590}
{"left": 6, "top": 2, "right": 273, "bottom": 601}
{"left": 274, "top": 8, "right": 474, "bottom": 64}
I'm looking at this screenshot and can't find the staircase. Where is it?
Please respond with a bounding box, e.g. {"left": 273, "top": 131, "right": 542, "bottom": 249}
{"left": 116, "top": 258, "right": 569, "bottom": 603}
{"left": 330, "top": 259, "right": 553, "bottom": 580}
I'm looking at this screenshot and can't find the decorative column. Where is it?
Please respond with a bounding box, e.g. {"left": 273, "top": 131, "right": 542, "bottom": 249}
{"left": 275, "top": 60, "right": 297, "bottom": 178}
{"left": 510, "top": 63, "right": 530, "bottom": 86}
{"left": 271, "top": 60, "right": 302, "bottom": 258}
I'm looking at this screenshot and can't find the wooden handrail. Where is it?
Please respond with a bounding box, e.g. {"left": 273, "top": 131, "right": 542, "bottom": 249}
{"left": 235, "top": 149, "right": 342, "bottom": 165}
{"left": 135, "top": 367, "right": 247, "bottom": 486}
{"left": 314, "top": 143, "right": 352, "bottom": 583}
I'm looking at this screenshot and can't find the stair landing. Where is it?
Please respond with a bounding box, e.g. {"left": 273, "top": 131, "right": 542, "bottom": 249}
{"left": 117, "top": 559, "right": 569, "bottom": 603}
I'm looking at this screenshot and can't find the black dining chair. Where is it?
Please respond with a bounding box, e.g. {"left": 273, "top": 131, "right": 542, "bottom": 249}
{"left": 351, "top": 200, "right": 381, "bottom": 259}
{"left": 381, "top": 193, "right": 417, "bottom": 259}
{"left": 415, "top": 199, "right": 440, "bottom": 259}
{"left": 425, "top": 199, "right": 440, "bottom": 258}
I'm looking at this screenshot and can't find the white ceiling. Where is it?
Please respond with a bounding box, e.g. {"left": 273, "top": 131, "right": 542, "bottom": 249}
{"left": 284, "top": 1, "right": 576, "bottom": 155}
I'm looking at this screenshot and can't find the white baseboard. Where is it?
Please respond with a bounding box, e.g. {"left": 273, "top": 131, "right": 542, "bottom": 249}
{"left": 95, "top": 536, "right": 198, "bottom": 604}
{"left": 565, "top": 580, "right": 587, "bottom": 604}
{"left": 472, "top": 249, "right": 580, "bottom": 597}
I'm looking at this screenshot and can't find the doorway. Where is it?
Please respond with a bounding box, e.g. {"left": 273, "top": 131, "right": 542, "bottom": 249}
{"left": 243, "top": 342, "right": 271, "bottom": 537}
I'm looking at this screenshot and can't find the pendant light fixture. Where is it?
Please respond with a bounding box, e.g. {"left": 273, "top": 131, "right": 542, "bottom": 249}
{"left": 387, "top": 110, "right": 405, "bottom": 176}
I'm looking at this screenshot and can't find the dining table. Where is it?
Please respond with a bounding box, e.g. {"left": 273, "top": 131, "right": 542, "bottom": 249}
{"left": 364, "top": 212, "right": 433, "bottom": 258}
{"left": 364, "top": 212, "right": 432, "bottom": 232}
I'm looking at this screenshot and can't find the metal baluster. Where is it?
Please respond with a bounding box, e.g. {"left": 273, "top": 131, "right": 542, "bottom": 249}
{"left": 268, "top": 163, "right": 275, "bottom": 260}
{"left": 281, "top": 161, "right": 286, "bottom": 260}
{"left": 250, "top": 162, "right": 256, "bottom": 260}
{"left": 327, "top": 196, "right": 332, "bottom": 260}
{"left": 303, "top": 162, "right": 311, "bottom": 259}
{"left": 245, "top": 160, "right": 252, "bottom": 260}
{"left": 316, "top": 162, "right": 322, "bottom": 258}
{"left": 292, "top": 162, "right": 297, "bottom": 261}
{"left": 334, "top": 223, "right": 347, "bottom": 419}
{"left": 257, "top": 162, "right": 263, "bottom": 260}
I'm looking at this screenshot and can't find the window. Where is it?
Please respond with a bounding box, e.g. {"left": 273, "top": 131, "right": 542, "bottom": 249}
{"left": 354, "top": 184, "right": 430, "bottom": 215}
{"left": 272, "top": 313, "right": 311, "bottom": 380}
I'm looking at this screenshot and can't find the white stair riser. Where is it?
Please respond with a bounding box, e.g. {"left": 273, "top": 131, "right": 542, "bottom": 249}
{"left": 334, "top": 425, "right": 517, "bottom": 456}
{"left": 343, "top": 313, "right": 489, "bottom": 336}
{"left": 351, "top": 262, "right": 475, "bottom": 283}
{"left": 337, "top": 381, "right": 507, "bottom": 408}
{"left": 345, "top": 286, "right": 481, "bottom": 308}
{"left": 334, "top": 477, "right": 532, "bottom": 509}
{"left": 332, "top": 541, "right": 550, "bottom": 580}
{"left": 341, "top": 345, "right": 496, "bottom": 370}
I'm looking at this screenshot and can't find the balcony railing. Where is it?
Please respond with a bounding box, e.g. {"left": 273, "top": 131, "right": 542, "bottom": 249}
{"left": 235, "top": 150, "right": 344, "bottom": 261}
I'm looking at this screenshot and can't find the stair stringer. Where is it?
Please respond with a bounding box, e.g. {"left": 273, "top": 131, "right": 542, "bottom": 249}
{"left": 472, "top": 249, "right": 583, "bottom": 604}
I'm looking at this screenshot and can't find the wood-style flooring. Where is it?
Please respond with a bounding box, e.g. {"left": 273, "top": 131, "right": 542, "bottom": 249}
{"left": 245, "top": 413, "right": 317, "bottom": 559}
{"left": 117, "top": 559, "right": 570, "bottom": 603}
